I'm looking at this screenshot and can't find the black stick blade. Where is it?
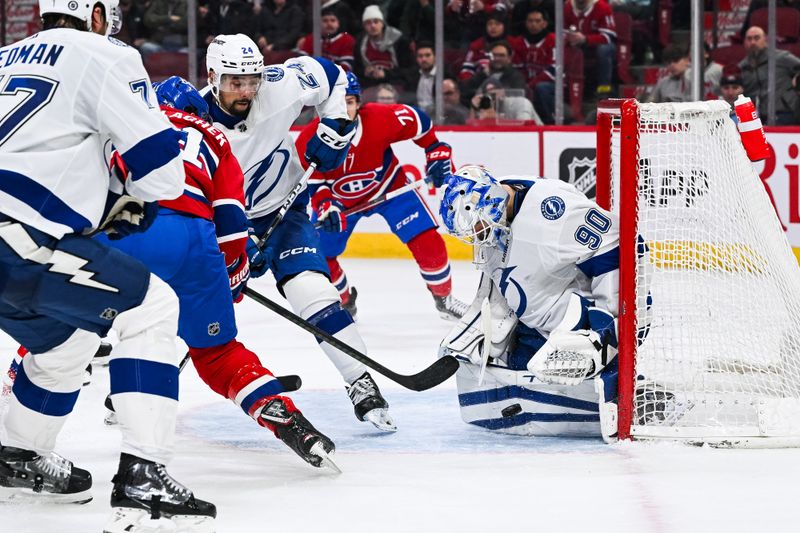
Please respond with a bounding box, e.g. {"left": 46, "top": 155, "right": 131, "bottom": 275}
{"left": 397, "top": 356, "right": 460, "bottom": 392}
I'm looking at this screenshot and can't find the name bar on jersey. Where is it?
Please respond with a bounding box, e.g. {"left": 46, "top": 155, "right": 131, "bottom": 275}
{"left": 0, "top": 43, "right": 64, "bottom": 69}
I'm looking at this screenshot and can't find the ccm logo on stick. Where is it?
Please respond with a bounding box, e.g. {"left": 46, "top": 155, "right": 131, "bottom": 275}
{"left": 279, "top": 247, "right": 317, "bottom": 259}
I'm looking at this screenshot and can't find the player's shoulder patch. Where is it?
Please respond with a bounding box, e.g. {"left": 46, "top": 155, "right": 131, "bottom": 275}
{"left": 541, "top": 195, "right": 566, "bottom": 220}
{"left": 264, "top": 66, "right": 284, "bottom": 82}
{"left": 106, "top": 36, "right": 129, "bottom": 47}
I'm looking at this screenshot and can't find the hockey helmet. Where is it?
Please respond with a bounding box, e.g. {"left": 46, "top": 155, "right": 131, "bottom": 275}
{"left": 440, "top": 165, "right": 509, "bottom": 246}
{"left": 39, "top": 0, "right": 121, "bottom": 36}
{"left": 345, "top": 71, "right": 361, "bottom": 99}
{"left": 206, "top": 34, "right": 264, "bottom": 97}
{"left": 152, "top": 76, "right": 211, "bottom": 122}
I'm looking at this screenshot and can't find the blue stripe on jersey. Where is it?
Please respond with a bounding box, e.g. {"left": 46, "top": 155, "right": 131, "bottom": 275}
{"left": 184, "top": 188, "right": 211, "bottom": 205}
{"left": 577, "top": 245, "right": 620, "bottom": 278}
{"left": 198, "top": 140, "right": 218, "bottom": 176}
{"left": 214, "top": 203, "right": 248, "bottom": 238}
{"left": 13, "top": 365, "right": 79, "bottom": 417}
{"left": 421, "top": 265, "right": 450, "bottom": 282}
{"left": 122, "top": 128, "right": 183, "bottom": 182}
{"left": 409, "top": 105, "right": 432, "bottom": 134}
{"left": 307, "top": 302, "right": 354, "bottom": 339}
{"left": 334, "top": 276, "right": 348, "bottom": 291}
{"left": 470, "top": 412, "right": 601, "bottom": 430}
{"left": 0, "top": 169, "right": 92, "bottom": 232}
{"left": 313, "top": 56, "right": 341, "bottom": 97}
{"left": 109, "top": 358, "right": 179, "bottom": 400}
{"left": 459, "top": 385, "right": 600, "bottom": 412}
{"left": 239, "top": 380, "right": 285, "bottom": 415}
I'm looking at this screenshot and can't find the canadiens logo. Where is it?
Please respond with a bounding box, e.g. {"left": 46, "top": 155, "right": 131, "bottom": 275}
{"left": 331, "top": 171, "right": 380, "bottom": 200}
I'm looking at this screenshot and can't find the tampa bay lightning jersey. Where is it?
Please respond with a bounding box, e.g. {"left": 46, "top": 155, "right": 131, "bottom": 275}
{"left": 483, "top": 176, "right": 621, "bottom": 334}
{"left": 0, "top": 29, "right": 184, "bottom": 238}
{"left": 201, "top": 56, "right": 349, "bottom": 218}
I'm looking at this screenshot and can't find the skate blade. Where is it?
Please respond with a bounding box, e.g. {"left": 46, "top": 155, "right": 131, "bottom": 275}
{"left": 363, "top": 408, "right": 398, "bottom": 432}
{"left": 438, "top": 311, "right": 462, "bottom": 322}
{"left": 104, "top": 508, "right": 215, "bottom": 533}
{"left": 308, "top": 441, "right": 342, "bottom": 474}
{"left": 0, "top": 485, "right": 92, "bottom": 504}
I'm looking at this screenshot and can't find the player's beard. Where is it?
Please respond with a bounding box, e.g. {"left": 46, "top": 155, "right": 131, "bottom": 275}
{"left": 228, "top": 99, "right": 253, "bottom": 118}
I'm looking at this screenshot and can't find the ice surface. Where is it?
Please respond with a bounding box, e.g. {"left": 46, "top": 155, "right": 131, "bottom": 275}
{"left": 1, "top": 259, "right": 798, "bottom": 532}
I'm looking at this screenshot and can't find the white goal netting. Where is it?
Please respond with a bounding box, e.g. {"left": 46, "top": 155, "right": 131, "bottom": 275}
{"left": 605, "top": 100, "right": 800, "bottom": 445}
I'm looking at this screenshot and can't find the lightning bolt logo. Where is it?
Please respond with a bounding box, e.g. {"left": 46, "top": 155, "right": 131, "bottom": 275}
{"left": 47, "top": 250, "right": 118, "bottom": 292}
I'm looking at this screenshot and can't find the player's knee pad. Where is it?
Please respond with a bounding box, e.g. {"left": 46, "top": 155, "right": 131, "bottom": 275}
{"left": 111, "top": 274, "right": 180, "bottom": 366}
{"left": 281, "top": 270, "right": 340, "bottom": 319}
{"left": 20, "top": 329, "right": 101, "bottom": 393}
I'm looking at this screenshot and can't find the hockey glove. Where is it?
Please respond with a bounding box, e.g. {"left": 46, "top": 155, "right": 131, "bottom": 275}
{"left": 424, "top": 141, "right": 453, "bottom": 188}
{"left": 317, "top": 198, "right": 347, "bottom": 233}
{"left": 304, "top": 117, "right": 356, "bottom": 172}
{"left": 527, "top": 329, "right": 610, "bottom": 386}
{"left": 227, "top": 252, "right": 250, "bottom": 303}
{"left": 246, "top": 229, "right": 270, "bottom": 278}
{"left": 99, "top": 194, "right": 159, "bottom": 240}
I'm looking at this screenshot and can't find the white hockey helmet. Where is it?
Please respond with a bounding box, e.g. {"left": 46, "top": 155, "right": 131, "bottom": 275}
{"left": 39, "top": 0, "right": 121, "bottom": 36}
{"left": 206, "top": 34, "right": 265, "bottom": 96}
{"left": 439, "top": 165, "right": 510, "bottom": 246}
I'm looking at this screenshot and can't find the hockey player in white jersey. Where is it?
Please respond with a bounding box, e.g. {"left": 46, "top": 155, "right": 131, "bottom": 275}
{"left": 438, "top": 165, "right": 636, "bottom": 438}
{"left": 0, "top": 1, "right": 216, "bottom": 530}
{"left": 201, "top": 34, "right": 395, "bottom": 432}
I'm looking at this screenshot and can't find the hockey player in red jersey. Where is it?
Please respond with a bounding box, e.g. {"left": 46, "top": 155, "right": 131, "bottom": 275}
{"left": 99, "top": 77, "right": 338, "bottom": 471}
{"left": 295, "top": 72, "right": 468, "bottom": 320}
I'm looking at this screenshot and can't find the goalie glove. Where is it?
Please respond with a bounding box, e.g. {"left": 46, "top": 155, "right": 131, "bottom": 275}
{"left": 527, "top": 329, "right": 615, "bottom": 386}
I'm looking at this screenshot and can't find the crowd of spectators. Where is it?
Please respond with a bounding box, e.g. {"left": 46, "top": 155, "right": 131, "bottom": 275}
{"left": 113, "top": 0, "right": 800, "bottom": 125}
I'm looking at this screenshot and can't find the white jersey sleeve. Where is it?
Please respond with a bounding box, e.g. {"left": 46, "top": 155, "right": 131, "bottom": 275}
{"left": 95, "top": 48, "right": 184, "bottom": 203}
{"left": 281, "top": 56, "right": 348, "bottom": 120}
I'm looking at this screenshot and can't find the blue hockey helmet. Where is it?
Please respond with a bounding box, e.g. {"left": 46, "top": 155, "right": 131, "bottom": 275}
{"left": 345, "top": 71, "right": 361, "bottom": 99}
{"left": 440, "top": 165, "right": 509, "bottom": 246}
{"left": 152, "top": 76, "right": 211, "bottom": 122}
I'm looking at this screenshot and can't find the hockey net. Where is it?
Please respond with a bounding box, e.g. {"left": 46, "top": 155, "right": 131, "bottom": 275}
{"left": 597, "top": 99, "right": 800, "bottom": 446}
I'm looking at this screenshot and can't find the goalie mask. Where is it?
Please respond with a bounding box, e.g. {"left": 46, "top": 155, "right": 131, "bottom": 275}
{"left": 440, "top": 165, "right": 509, "bottom": 247}
{"left": 206, "top": 34, "right": 264, "bottom": 100}
{"left": 39, "top": 0, "right": 122, "bottom": 36}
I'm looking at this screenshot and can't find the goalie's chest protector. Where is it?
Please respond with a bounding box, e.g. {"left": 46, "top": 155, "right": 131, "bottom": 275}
{"left": 488, "top": 178, "right": 594, "bottom": 333}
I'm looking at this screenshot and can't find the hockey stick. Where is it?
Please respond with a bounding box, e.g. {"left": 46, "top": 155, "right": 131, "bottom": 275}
{"left": 243, "top": 286, "right": 459, "bottom": 391}
{"left": 313, "top": 179, "right": 429, "bottom": 228}
{"left": 255, "top": 162, "right": 318, "bottom": 248}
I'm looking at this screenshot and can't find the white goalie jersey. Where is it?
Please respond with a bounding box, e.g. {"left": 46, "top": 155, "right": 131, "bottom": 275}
{"left": 201, "top": 56, "right": 349, "bottom": 218}
{"left": 0, "top": 29, "right": 184, "bottom": 238}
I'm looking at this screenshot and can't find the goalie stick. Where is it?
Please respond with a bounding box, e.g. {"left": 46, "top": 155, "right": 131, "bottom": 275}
{"left": 313, "top": 179, "right": 429, "bottom": 228}
{"left": 243, "top": 286, "right": 459, "bottom": 391}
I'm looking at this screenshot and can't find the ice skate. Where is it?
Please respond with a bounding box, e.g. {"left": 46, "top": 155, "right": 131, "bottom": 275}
{"left": 259, "top": 396, "right": 340, "bottom": 473}
{"left": 343, "top": 286, "right": 358, "bottom": 320}
{"left": 103, "top": 394, "right": 118, "bottom": 426}
{"left": 347, "top": 372, "right": 397, "bottom": 432}
{"left": 103, "top": 453, "right": 216, "bottom": 533}
{"left": 0, "top": 446, "right": 92, "bottom": 503}
{"left": 92, "top": 341, "right": 113, "bottom": 367}
{"left": 432, "top": 293, "right": 469, "bottom": 322}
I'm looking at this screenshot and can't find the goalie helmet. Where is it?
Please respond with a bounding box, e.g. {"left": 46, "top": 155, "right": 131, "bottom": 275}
{"left": 39, "top": 0, "right": 122, "bottom": 36}
{"left": 439, "top": 165, "right": 509, "bottom": 246}
{"left": 152, "top": 76, "right": 211, "bottom": 122}
{"left": 206, "top": 34, "right": 264, "bottom": 97}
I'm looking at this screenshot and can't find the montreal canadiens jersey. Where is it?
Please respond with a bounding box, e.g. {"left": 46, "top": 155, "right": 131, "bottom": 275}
{"left": 484, "top": 176, "right": 620, "bottom": 334}
{"left": 0, "top": 29, "right": 184, "bottom": 238}
{"left": 201, "top": 56, "right": 349, "bottom": 218}
{"left": 296, "top": 103, "right": 437, "bottom": 209}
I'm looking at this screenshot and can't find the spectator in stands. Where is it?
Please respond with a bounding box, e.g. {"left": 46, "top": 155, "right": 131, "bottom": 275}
{"left": 470, "top": 81, "right": 541, "bottom": 122}
{"left": 296, "top": 7, "right": 355, "bottom": 71}
{"left": 511, "top": 0, "right": 555, "bottom": 35}
{"left": 375, "top": 84, "right": 400, "bottom": 104}
{"left": 441, "top": 78, "right": 470, "bottom": 124}
{"left": 520, "top": 8, "right": 556, "bottom": 124}
{"left": 648, "top": 44, "right": 691, "bottom": 103}
{"left": 459, "top": 9, "right": 524, "bottom": 81}
{"left": 739, "top": 0, "right": 800, "bottom": 43}
{"left": 140, "top": 0, "right": 188, "bottom": 56}
{"left": 461, "top": 40, "right": 527, "bottom": 102}
{"left": 739, "top": 26, "right": 800, "bottom": 125}
{"left": 406, "top": 42, "right": 453, "bottom": 112}
{"left": 200, "top": 0, "right": 257, "bottom": 47}
{"left": 319, "top": 0, "right": 359, "bottom": 35}
{"left": 354, "top": 5, "right": 413, "bottom": 89}
{"left": 401, "top": 0, "right": 460, "bottom": 45}
{"left": 116, "top": 0, "right": 148, "bottom": 48}
{"left": 719, "top": 67, "right": 744, "bottom": 121}
{"left": 703, "top": 42, "right": 723, "bottom": 99}
{"left": 256, "top": 0, "right": 305, "bottom": 52}
{"left": 447, "top": 0, "right": 514, "bottom": 44}
{"left": 564, "top": 0, "right": 617, "bottom": 97}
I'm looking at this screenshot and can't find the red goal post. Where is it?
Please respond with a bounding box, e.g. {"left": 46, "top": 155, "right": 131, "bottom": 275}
{"left": 596, "top": 98, "right": 800, "bottom": 447}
